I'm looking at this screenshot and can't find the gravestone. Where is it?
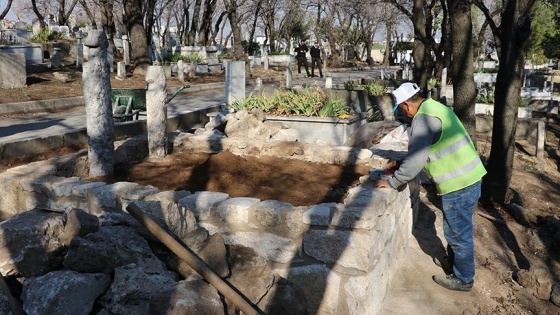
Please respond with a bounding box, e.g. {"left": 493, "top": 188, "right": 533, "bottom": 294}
{"left": 0, "top": 53, "right": 26, "bottom": 89}
{"left": 225, "top": 61, "right": 245, "bottom": 105}
{"left": 206, "top": 46, "right": 221, "bottom": 74}
{"left": 59, "top": 26, "right": 70, "bottom": 38}
{"left": 50, "top": 48, "right": 62, "bottom": 69}
{"left": 122, "top": 35, "right": 130, "bottom": 65}
{"left": 76, "top": 32, "right": 84, "bottom": 68}
{"left": 32, "top": 19, "right": 41, "bottom": 35}
{"left": 117, "top": 61, "right": 126, "bottom": 79}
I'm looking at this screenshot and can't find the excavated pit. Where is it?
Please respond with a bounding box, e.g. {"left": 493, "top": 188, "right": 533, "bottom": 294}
{"left": 110, "top": 150, "right": 371, "bottom": 207}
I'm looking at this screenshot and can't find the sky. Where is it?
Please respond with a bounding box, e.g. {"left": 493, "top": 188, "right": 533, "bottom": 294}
{"left": 0, "top": 0, "right": 19, "bottom": 21}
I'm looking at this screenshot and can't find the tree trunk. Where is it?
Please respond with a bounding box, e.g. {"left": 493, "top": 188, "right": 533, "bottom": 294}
{"left": 448, "top": 0, "right": 477, "bottom": 144}
{"left": 179, "top": 0, "right": 190, "bottom": 46}
{"left": 188, "top": 0, "right": 202, "bottom": 45}
{"left": 57, "top": 0, "right": 79, "bottom": 26}
{"left": 124, "top": 0, "right": 151, "bottom": 73}
{"left": 211, "top": 11, "right": 226, "bottom": 45}
{"left": 247, "top": 2, "right": 262, "bottom": 54}
{"left": 484, "top": 0, "right": 536, "bottom": 202}
{"left": 383, "top": 22, "right": 392, "bottom": 66}
{"left": 411, "top": 0, "right": 431, "bottom": 94}
{"left": 31, "top": 0, "right": 46, "bottom": 28}
{"left": 224, "top": 0, "right": 251, "bottom": 75}
{"left": 101, "top": 0, "right": 117, "bottom": 55}
{"left": 79, "top": 0, "right": 97, "bottom": 28}
{"left": 197, "top": 0, "right": 217, "bottom": 46}
{"left": 145, "top": 0, "right": 157, "bottom": 47}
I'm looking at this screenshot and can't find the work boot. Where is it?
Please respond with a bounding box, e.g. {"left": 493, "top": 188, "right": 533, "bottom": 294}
{"left": 433, "top": 256, "right": 453, "bottom": 274}
{"left": 432, "top": 274, "right": 473, "bottom": 292}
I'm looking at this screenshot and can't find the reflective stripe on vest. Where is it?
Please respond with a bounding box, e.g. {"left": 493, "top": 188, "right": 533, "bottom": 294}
{"left": 416, "top": 99, "right": 487, "bottom": 195}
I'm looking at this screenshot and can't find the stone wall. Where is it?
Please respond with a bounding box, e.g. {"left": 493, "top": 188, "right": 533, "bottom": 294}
{"left": 0, "top": 134, "right": 417, "bottom": 315}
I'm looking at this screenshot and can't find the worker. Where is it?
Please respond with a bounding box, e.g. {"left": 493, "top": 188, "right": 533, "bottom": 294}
{"left": 371, "top": 82, "right": 487, "bottom": 292}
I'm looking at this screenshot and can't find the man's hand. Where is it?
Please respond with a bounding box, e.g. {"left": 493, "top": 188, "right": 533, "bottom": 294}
{"left": 384, "top": 160, "right": 400, "bottom": 174}
{"left": 372, "top": 179, "right": 391, "bottom": 188}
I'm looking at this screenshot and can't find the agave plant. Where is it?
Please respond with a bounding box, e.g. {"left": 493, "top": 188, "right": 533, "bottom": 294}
{"left": 231, "top": 87, "right": 349, "bottom": 118}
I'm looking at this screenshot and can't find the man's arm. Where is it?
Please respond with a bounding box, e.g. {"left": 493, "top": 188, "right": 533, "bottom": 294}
{"left": 386, "top": 114, "right": 442, "bottom": 189}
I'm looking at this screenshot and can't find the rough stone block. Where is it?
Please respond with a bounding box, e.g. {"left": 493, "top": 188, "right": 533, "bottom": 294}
{"left": 0, "top": 52, "right": 26, "bottom": 88}
{"left": 225, "top": 232, "right": 298, "bottom": 264}
{"left": 344, "top": 182, "right": 394, "bottom": 208}
{"left": 344, "top": 251, "right": 391, "bottom": 315}
{"left": 178, "top": 191, "right": 229, "bottom": 220}
{"left": 330, "top": 205, "right": 378, "bottom": 230}
{"left": 304, "top": 229, "right": 376, "bottom": 273}
{"left": 303, "top": 203, "right": 333, "bottom": 226}
{"left": 253, "top": 200, "right": 293, "bottom": 227}
{"left": 216, "top": 197, "right": 259, "bottom": 224}
{"left": 288, "top": 264, "right": 341, "bottom": 315}
{"left": 72, "top": 182, "right": 106, "bottom": 198}
{"left": 284, "top": 206, "right": 309, "bottom": 233}
{"left": 88, "top": 182, "right": 139, "bottom": 213}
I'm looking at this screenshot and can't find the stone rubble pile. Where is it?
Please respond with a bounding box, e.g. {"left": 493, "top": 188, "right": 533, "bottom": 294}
{"left": 0, "top": 208, "right": 307, "bottom": 315}
{"left": 196, "top": 108, "right": 300, "bottom": 142}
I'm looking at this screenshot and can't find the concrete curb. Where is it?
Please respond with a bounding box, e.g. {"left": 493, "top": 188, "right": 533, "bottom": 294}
{"left": 0, "top": 104, "right": 221, "bottom": 160}
{"left": 0, "top": 96, "right": 85, "bottom": 116}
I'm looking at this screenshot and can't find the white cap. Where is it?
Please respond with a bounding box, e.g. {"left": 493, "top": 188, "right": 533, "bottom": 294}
{"left": 392, "top": 82, "right": 420, "bottom": 105}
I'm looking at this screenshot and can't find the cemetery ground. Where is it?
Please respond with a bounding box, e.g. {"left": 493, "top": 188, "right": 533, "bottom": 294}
{"left": 1, "top": 66, "right": 560, "bottom": 314}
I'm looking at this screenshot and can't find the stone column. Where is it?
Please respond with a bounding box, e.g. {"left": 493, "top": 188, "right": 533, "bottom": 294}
{"left": 286, "top": 67, "right": 293, "bottom": 89}
{"left": 76, "top": 33, "right": 84, "bottom": 68}
{"left": 225, "top": 61, "right": 246, "bottom": 105}
{"left": 117, "top": 61, "right": 126, "bottom": 79}
{"left": 122, "top": 35, "right": 130, "bottom": 65}
{"left": 107, "top": 38, "right": 114, "bottom": 72}
{"left": 263, "top": 54, "right": 269, "bottom": 70}
{"left": 536, "top": 120, "right": 546, "bottom": 159}
{"left": 146, "top": 66, "right": 168, "bottom": 159}
{"left": 325, "top": 77, "right": 333, "bottom": 89}
{"left": 255, "top": 78, "right": 263, "bottom": 97}
{"left": 189, "top": 61, "right": 197, "bottom": 78}
{"left": 82, "top": 30, "right": 114, "bottom": 177}
{"left": 177, "top": 60, "right": 185, "bottom": 82}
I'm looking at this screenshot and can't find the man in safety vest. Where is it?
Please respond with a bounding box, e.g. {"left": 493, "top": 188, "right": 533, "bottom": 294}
{"left": 372, "top": 82, "right": 487, "bottom": 292}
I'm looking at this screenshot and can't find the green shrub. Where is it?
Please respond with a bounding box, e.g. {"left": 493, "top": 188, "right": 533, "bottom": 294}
{"left": 29, "top": 29, "right": 64, "bottom": 43}
{"left": 366, "top": 80, "right": 387, "bottom": 96}
{"left": 476, "top": 91, "right": 494, "bottom": 104}
{"left": 231, "top": 87, "right": 348, "bottom": 118}
{"left": 219, "top": 51, "right": 234, "bottom": 60}
{"left": 161, "top": 53, "right": 204, "bottom": 63}
{"left": 428, "top": 78, "right": 441, "bottom": 89}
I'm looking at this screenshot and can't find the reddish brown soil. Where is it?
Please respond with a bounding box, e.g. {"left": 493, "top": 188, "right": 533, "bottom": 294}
{"left": 113, "top": 150, "right": 370, "bottom": 206}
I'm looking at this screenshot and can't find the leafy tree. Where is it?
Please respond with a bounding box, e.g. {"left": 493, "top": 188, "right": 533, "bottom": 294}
{"left": 539, "top": 1, "right": 560, "bottom": 60}
{"left": 525, "top": 1, "right": 559, "bottom": 64}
